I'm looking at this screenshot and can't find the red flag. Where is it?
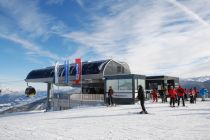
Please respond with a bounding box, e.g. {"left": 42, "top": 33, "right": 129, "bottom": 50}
{"left": 75, "top": 58, "right": 81, "bottom": 84}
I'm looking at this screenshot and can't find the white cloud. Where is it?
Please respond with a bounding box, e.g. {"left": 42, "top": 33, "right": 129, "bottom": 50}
{"left": 0, "top": 0, "right": 50, "bottom": 38}
{"left": 0, "top": 33, "right": 63, "bottom": 61}
{"left": 168, "top": 0, "right": 209, "bottom": 27}
{"left": 75, "top": 0, "right": 84, "bottom": 7}
{"left": 0, "top": 0, "right": 68, "bottom": 63}
{"left": 63, "top": 0, "right": 210, "bottom": 78}
{"left": 0, "top": 0, "right": 68, "bottom": 39}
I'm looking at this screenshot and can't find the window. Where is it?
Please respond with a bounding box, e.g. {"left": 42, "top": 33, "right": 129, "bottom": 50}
{"left": 106, "top": 80, "right": 118, "bottom": 91}
{"left": 106, "top": 79, "right": 132, "bottom": 92}
{"left": 119, "top": 79, "right": 132, "bottom": 91}
{"left": 138, "top": 79, "right": 145, "bottom": 90}
{"left": 135, "top": 79, "right": 138, "bottom": 92}
{"left": 106, "top": 78, "right": 134, "bottom": 98}
{"left": 117, "top": 66, "right": 121, "bottom": 73}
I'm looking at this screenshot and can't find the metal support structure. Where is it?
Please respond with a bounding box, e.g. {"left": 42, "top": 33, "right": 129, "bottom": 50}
{"left": 46, "top": 83, "right": 53, "bottom": 111}
{"left": 81, "top": 61, "right": 83, "bottom": 105}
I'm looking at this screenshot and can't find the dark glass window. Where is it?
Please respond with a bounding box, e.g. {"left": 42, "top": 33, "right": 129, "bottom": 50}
{"left": 26, "top": 60, "right": 110, "bottom": 79}
{"left": 26, "top": 67, "right": 54, "bottom": 79}
{"left": 117, "top": 66, "right": 121, "bottom": 73}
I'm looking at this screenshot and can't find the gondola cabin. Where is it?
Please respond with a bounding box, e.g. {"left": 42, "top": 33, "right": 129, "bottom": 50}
{"left": 25, "top": 86, "right": 36, "bottom": 96}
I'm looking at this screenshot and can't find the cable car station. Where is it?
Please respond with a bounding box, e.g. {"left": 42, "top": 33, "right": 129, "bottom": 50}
{"left": 25, "top": 59, "right": 179, "bottom": 111}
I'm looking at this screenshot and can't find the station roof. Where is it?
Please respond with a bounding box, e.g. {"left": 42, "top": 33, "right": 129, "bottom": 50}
{"left": 25, "top": 59, "right": 131, "bottom": 84}
{"left": 26, "top": 60, "right": 110, "bottom": 80}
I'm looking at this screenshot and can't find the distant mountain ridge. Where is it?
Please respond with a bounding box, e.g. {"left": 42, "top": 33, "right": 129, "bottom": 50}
{"left": 0, "top": 88, "right": 23, "bottom": 94}
{"left": 205, "top": 80, "right": 210, "bottom": 84}
{"left": 183, "top": 76, "right": 210, "bottom": 82}
{"left": 180, "top": 76, "right": 210, "bottom": 97}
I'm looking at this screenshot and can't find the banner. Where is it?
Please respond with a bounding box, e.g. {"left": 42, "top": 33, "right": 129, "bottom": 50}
{"left": 54, "top": 61, "right": 59, "bottom": 84}
{"left": 64, "top": 60, "right": 69, "bottom": 84}
{"left": 75, "top": 58, "right": 81, "bottom": 84}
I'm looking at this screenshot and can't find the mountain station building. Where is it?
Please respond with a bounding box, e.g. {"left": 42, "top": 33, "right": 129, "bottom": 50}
{"left": 25, "top": 59, "right": 179, "bottom": 110}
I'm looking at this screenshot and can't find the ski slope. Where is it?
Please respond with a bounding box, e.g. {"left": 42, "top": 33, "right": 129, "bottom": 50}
{"left": 0, "top": 99, "right": 210, "bottom": 140}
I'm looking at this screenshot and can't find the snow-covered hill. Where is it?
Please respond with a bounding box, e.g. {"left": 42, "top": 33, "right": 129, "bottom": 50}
{"left": 0, "top": 91, "right": 47, "bottom": 113}
{"left": 205, "top": 80, "right": 210, "bottom": 84}
{"left": 180, "top": 76, "right": 210, "bottom": 97}
{"left": 0, "top": 87, "right": 23, "bottom": 94}
{"left": 183, "top": 76, "right": 210, "bottom": 82}
{"left": 0, "top": 100, "right": 210, "bottom": 140}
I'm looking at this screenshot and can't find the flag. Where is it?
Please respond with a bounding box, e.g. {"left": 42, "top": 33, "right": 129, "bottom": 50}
{"left": 64, "top": 60, "right": 69, "bottom": 84}
{"left": 75, "top": 58, "right": 81, "bottom": 84}
{"left": 54, "top": 61, "right": 59, "bottom": 84}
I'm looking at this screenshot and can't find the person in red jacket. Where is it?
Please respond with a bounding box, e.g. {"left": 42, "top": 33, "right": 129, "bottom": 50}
{"left": 176, "top": 85, "right": 185, "bottom": 106}
{"left": 168, "top": 86, "right": 176, "bottom": 107}
{"left": 152, "top": 88, "right": 158, "bottom": 102}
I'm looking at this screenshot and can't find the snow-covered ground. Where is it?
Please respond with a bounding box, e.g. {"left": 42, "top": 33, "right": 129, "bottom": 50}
{"left": 0, "top": 99, "right": 210, "bottom": 140}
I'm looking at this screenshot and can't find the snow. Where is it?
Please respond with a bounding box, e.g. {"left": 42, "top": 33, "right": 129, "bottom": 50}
{"left": 0, "top": 99, "right": 210, "bottom": 140}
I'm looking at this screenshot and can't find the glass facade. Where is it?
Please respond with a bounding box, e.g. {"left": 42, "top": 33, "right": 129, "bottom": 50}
{"left": 106, "top": 80, "right": 118, "bottom": 91}
{"left": 27, "top": 60, "right": 111, "bottom": 79}
{"left": 134, "top": 79, "right": 145, "bottom": 98}
{"left": 138, "top": 79, "right": 145, "bottom": 90}
{"left": 106, "top": 79, "right": 132, "bottom": 92}
{"left": 106, "top": 78, "right": 133, "bottom": 99}
{"left": 119, "top": 79, "right": 132, "bottom": 91}
{"left": 105, "top": 75, "right": 146, "bottom": 103}
{"left": 26, "top": 68, "right": 54, "bottom": 79}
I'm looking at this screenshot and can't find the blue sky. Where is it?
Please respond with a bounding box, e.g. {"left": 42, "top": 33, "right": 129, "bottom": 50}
{"left": 0, "top": 0, "right": 210, "bottom": 90}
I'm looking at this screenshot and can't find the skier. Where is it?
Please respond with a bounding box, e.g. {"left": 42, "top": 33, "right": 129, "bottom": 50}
{"left": 159, "top": 86, "right": 165, "bottom": 103}
{"left": 184, "top": 88, "right": 188, "bottom": 101}
{"left": 169, "top": 86, "right": 176, "bottom": 107}
{"left": 199, "top": 88, "right": 209, "bottom": 101}
{"left": 152, "top": 88, "right": 158, "bottom": 102}
{"left": 189, "top": 88, "right": 194, "bottom": 103}
{"left": 137, "top": 85, "right": 148, "bottom": 114}
{"left": 193, "top": 87, "right": 198, "bottom": 103}
{"left": 165, "top": 87, "right": 169, "bottom": 102}
{"left": 108, "top": 86, "right": 115, "bottom": 106}
{"left": 176, "top": 85, "right": 185, "bottom": 107}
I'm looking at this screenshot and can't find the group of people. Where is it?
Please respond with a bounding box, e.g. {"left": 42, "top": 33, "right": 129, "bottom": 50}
{"left": 107, "top": 85, "right": 208, "bottom": 114}
{"left": 168, "top": 85, "right": 186, "bottom": 107}
{"left": 150, "top": 86, "right": 209, "bottom": 107}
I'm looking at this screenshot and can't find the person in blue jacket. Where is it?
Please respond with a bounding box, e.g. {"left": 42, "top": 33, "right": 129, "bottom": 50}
{"left": 199, "top": 88, "right": 209, "bottom": 101}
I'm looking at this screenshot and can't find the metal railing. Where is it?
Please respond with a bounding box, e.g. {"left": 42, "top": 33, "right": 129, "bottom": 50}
{"left": 52, "top": 93, "right": 104, "bottom": 111}
{"left": 71, "top": 94, "right": 104, "bottom": 101}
